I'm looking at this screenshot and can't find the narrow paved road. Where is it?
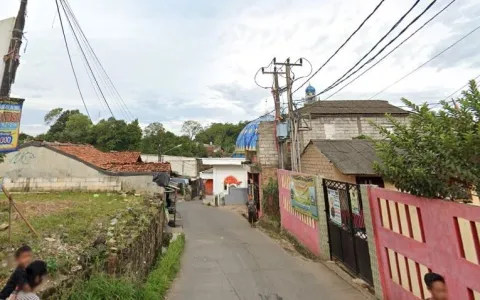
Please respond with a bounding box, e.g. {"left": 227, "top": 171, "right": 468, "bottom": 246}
{"left": 168, "top": 201, "right": 364, "bottom": 300}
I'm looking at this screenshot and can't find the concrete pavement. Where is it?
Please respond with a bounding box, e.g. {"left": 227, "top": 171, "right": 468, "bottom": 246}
{"left": 168, "top": 201, "right": 364, "bottom": 300}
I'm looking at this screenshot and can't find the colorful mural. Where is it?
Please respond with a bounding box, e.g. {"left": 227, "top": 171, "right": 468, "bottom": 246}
{"left": 289, "top": 174, "right": 318, "bottom": 219}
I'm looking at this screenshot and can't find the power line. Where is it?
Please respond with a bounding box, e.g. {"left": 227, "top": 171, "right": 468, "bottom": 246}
{"left": 322, "top": 0, "right": 440, "bottom": 97}
{"left": 54, "top": 0, "right": 92, "bottom": 121}
{"left": 62, "top": 0, "right": 135, "bottom": 121}
{"left": 316, "top": 0, "right": 421, "bottom": 96}
{"left": 323, "top": 0, "right": 457, "bottom": 100}
{"left": 254, "top": 60, "right": 274, "bottom": 89}
{"left": 368, "top": 23, "right": 480, "bottom": 100}
{"left": 293, "top": 0, "right": 387, "bottom": 94}
{"left": 443, "top": 73, "right": 480, "bottom": 101}
{"left": 57, "top": 0, "right": 114, "bottom": 119}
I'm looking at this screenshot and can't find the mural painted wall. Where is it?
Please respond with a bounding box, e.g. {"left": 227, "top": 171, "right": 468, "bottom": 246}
{"left": 278, "top": 169, "right": 321, "bottom": 256}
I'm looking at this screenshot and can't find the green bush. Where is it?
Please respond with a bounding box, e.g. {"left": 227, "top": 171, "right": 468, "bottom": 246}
{"left": 144, "top": 234, "right": 185, "bottom": 299}
{"left": 63, "top": 234, "right": 185, "bottom": 300}
{"left": 66, "top": 274, "right": 142, "bottom": 300}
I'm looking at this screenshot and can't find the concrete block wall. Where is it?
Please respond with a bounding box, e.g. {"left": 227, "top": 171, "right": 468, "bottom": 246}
{"left": 3, "top": 177, "right": 121, "bottom": 192}
{"left": 300, "top": 115, "right": 409, "bottom": 150}
{"left": 257, "top": 121, "right": 278, "bottom": 167}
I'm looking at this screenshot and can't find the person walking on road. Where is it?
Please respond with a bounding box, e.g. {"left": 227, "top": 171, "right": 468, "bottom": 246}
{"left": 247, "top": 197, "right": 257, "bottom": 227}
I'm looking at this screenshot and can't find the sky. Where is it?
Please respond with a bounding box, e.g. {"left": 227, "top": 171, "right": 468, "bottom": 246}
{"left": 1, "top": 0, "right": 480, "bottom": 136}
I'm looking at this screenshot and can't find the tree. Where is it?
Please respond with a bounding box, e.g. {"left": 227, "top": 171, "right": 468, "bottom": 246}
{"left": 90, "top": 118, "right": 142, "bottom": 151}
{"left": 144, "top": 122, "right": 165, "bottom": 137}
{"left": 195, "top": 121, "right": 248, "bottom": 153}
{"left": 45, "top": 109, "right": 82, "bottom": 141}
{"left": 373, "top": 80, "right": 480, "bottom": 200}
{"left": 44, "top": 108, "right": 63, "bottom": 125}
{"left": 141, "top": 122, "right": 207, "bottom": 157}
{"left": 19, "top": 133, "right": 34, "bottom": 145}
{"left": 63, "top": 114, "right": 93, "bottom": 143}
{"left": 181, "top": 120, "right": 203, "bottom": 140}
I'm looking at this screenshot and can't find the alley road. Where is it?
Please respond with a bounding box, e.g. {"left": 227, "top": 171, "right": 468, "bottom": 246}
{"left": 167, "top": 201, "right": 364, "bottom": 300}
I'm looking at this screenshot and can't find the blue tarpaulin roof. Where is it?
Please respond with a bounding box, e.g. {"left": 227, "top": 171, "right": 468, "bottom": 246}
{"left": 234, "top": 115, "right": 274, "bottom": 154}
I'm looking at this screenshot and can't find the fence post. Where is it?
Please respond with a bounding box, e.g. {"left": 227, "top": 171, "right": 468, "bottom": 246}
{"left": 360, "top": 185, "right": 383, "bottom": 299}
{"left": 315, "top": 176, "right": 330, "bottom": 261}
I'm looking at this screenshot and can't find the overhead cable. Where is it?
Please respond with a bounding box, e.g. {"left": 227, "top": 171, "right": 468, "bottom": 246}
{"left": 57, "top": 0, "right": 115, "bottom": 119}
{"left": 293, "top": 0, "right": 388, "bottom": 94}
{"left": 321, "top": 0, "right": 440, "bottom": 97}
{"left": 316, "top": 0, "right": 422, "bottom": 96}
{"left": 368, "top": 23, "right": 480, "bottom": 100}
{"left": 54, "top": 0, "right": 92, "bottom": 121}
{"left": 323, "top": 0, "right": 457, "bottom": 100}
{"left": 62, "top": 0, "right": 135, "bottom": 121}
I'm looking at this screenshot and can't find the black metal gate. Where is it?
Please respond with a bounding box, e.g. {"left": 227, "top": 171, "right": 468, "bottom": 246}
{"left": 323, "top": 179, "right": 373, "bottom": 285}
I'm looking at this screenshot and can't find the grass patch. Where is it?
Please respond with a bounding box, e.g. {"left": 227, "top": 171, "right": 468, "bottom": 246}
{"left": 61, "top": 234, "right": 185, "bottom": 300}
{"left": 0, "top": 192, "right": 155, "bottom": 285}
{"left": 64, "top": 274, "right": 142, "bottom": 300}
{"left": 143, "top": 234, "right": 185, "bottom": 299}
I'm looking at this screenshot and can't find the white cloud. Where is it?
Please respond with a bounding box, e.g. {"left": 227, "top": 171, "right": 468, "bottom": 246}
{"left": 1, "top": 0, "right": 479, "bottom": 136}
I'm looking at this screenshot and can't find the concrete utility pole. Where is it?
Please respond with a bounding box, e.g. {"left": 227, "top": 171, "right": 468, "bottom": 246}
{"left": 262, "top": 61, "right": 285, "bottom": 169}
{"left": 0, "top": 0, "right": 28, "bottom": 97}
{"left": 274, "top": 58, "right": 303, "bottom": 172}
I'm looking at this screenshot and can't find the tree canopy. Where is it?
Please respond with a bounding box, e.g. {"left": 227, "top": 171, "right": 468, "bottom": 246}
{"left": 15, "top": 109, "right": 252, "bottom": 157}
{"left": 12, "top": 109, "right": 251, "bottom": 158}
{"left": 374, "top": 80, "right": 480, "bottom": 200}
{"left": 195, "top": 121, "right": 248, "bottom": 153}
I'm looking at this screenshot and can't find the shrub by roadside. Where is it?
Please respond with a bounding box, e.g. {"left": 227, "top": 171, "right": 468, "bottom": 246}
{"left": 144, "top": 234, "right": 185, "bottom": 299}
{"left": 62, "top": 234, "right": 185, "bottom": 300}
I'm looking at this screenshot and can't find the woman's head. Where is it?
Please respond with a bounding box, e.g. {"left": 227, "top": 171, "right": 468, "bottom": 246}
{"left": 26, "top": 260, "right": 48, "bottom": 289}
{"left": 424, "top": 272, "right": 447, "bottom": 300}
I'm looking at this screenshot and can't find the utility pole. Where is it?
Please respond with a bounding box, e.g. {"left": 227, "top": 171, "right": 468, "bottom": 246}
{"left": 274, "top": 58, "right": 303, "bottom": 172}
{"left": 0, "top": 0, "right": 28, "bottom": 97}
{"left": 262, "top": 61, "right": 285, "bottom": 169}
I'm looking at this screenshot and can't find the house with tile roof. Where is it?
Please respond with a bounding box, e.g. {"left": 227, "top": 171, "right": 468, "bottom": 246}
{"left": 300, "top": 139, "right": 396, "bottom": 190}
{"left": 0, "top": 141, "right": 171, "bottom": 192}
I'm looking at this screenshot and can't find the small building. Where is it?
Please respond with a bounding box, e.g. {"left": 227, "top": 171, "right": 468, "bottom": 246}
{"left": 0, "top": 141, "right": 171, "bottom": 193}
{"left": 297, "top": 99, "right": 410, "bottom": 150}
{"left": 199, "top": 157, "right": 248, "bottom": 205}
{"left": 301, "top": 139, "right": 395, "bottom": 189}
{"left": 141, "top": 154, "right": 199, "bottom": 177}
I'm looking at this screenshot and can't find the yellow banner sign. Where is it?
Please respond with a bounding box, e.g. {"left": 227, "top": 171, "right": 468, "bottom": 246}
{"left": 0, "top": 98, "right": 24, "bottom": 153}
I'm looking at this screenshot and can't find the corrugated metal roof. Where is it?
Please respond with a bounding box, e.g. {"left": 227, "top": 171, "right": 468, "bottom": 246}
{"left": 297, "top": 100, "right": 409, "bottom": 116}
{"left": 309, "top": 139, "right": 380, "bottom": 175}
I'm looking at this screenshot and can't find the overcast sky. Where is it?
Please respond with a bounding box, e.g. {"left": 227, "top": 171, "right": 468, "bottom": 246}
{"left": 1, "top": 0, "right": 479, "bottom": 135}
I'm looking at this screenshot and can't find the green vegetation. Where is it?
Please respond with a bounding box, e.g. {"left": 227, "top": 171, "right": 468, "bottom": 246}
{"left": 374, "top": 80, "right": 480, "bottom": 200}
{"left": 64, "top": 234, "right": 186, "bottom": 300}
{"left": 143, "top": 234, "right": 185, "bottom": 299}
{"left": 24, "top": 108, "right": 250, "bottom": 157}
{"left": 0, "top": 192, "right": 154, "bottom": 284}
{"left": 262, "top": 178, "right": 280, "bottom": 218}
{"left": 66, "top": 274, "right": 142, "bottom": 300}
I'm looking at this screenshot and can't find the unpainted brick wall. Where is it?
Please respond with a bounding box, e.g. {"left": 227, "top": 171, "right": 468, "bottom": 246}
{"left": 300, "top": 115, "right": 409, "bottom": 150}
{"left": 257, "top": 121, "right": 280, "bottom": 214}
{"left": 301, "top": 145, "right": 355, "bottom": 183}
{"left": 257, "top": 121, "right": 278, "bottom": 167}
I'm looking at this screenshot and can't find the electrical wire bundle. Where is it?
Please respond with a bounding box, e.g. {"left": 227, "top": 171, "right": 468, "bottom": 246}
{"left": 293, "top": 0, "right": 470, "bottom": 103}
{"left": 55, "top": 0, "right": 135, "bottom": 121}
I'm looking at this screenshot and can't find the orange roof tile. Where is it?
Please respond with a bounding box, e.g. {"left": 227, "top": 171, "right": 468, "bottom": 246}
{"left": 47, "top": 143, "right": 169, "bottom": 173}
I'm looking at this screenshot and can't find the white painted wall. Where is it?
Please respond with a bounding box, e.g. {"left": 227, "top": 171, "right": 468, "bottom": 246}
{"left": 141, "top": 154, "right": 198, "bottom": 177}
{"left": 212, "top": 165, "right": 248, "bottom": 196}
